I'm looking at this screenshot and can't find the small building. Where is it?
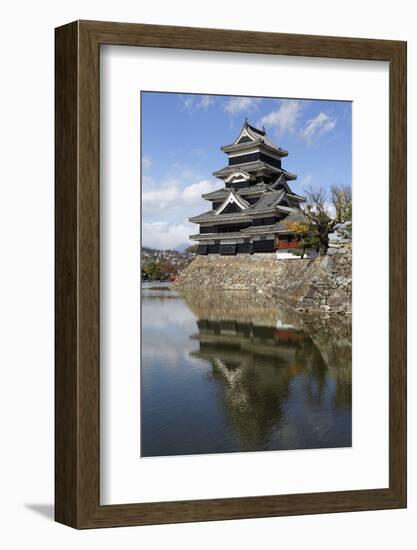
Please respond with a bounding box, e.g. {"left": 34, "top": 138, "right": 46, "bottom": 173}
{"left": 189, "top": 119, "right": 306, "bottom": 255}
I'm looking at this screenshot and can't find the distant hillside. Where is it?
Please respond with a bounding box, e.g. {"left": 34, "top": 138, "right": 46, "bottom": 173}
{"left": 142, "top": 246, "right": 196, "bottom": 262}
{"left": 175, "top": 242, "right": 192, "bottom": 252}
{"left": 141, "top": 246, "right": 197, "bottom": 281}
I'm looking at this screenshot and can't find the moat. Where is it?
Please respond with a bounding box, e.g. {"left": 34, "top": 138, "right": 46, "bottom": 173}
{"left": 141, "top": 283, "right": 352, "bottom": 457}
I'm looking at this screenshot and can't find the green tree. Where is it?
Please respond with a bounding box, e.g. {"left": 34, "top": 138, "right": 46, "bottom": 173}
{"left": 158, "top": 258, "right": 177, "bottom": 278}
{"left": 142, "top": 262, "right": 163, "bottom": 281}
{"left": 283, "top": 220, "right": 319, "bottom": 258}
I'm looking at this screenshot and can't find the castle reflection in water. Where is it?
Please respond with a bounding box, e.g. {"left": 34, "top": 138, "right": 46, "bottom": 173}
{"left": 141, "top": 286, "right": 352, "bottom": 457}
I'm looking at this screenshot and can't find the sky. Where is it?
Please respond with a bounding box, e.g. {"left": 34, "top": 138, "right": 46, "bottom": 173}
{"left": 141, "top": 92, "right": 352, "bottom": 251}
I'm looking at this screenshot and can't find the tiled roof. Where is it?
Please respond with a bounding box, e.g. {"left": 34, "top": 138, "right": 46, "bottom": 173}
{"left": 189, "top": 228, "right": 279, "bottom": 240}
{"left": 203, "top": 181, "right": 305, "bottom": 204}
{"left": 241, "top": 210, "right": 307, "bottom": 235}
{"left": 189, "top": 209, "right": 216, "bottom": 222}
{"left": 249, "top": 189, "right": 286, "bottom": 212}
{"left": 221, "top": 120, "right": 289, "bottom": 157}
{"left": 245, "top": 121, "right": 265, "bottom": 136}
{"left": 213, "top": 160, "right": 279, "bottom": 177}
{"left": 189, "top": 212, "right": 307, "bottom": 240}
{"left": 189, "top": 209, "right": 251, "bottom": 223}
{"left": 213, "top": 162, "right": 297, "bottom": 180}
{"left": 222, "top": 139, "right": 288, "bottom": 157}
{"left": 202, "top": 183, "right": 269, "bottom": 200}
{"left": 240, "top": 224, "right": 279, "bottom": 235}
{"left": 189, "top": 202, "right": 302, "bottom": 223}
{"left": 274, "top": 210, "right": 306, "bottom": 230}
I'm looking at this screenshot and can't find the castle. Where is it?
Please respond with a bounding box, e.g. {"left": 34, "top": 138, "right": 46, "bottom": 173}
{"left": 189, "top": 119, "right": 306, "bottom": 255}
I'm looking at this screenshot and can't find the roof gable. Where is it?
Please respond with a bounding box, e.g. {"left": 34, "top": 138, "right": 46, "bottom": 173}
{"left": 234, "top": 126, "right": 258, "bottom": 145}
{"left": 224, "top": 170, "right": 251, "bottom": 184}
{"left": 215, "top": 190, "right": 250, "bottom": 215}
{"left": 232, "top": 119, "right": 267, "bottom": 145}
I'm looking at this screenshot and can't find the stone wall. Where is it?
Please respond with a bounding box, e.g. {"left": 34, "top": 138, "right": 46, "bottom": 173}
{"left": 174, "top": 249, "right": 352, "bottom": 314}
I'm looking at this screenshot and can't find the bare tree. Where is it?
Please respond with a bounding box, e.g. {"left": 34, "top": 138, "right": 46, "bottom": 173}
{"left": 302, "top": 185, "right": 351, "bottom": 255}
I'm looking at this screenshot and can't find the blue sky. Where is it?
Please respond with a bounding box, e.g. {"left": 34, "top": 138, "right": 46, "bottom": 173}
{"left": 141, "top": 92, "right": 351, "bottom": 250}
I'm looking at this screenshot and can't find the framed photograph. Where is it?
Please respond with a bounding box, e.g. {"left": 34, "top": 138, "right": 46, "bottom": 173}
{"left": 55, "top": 20, "right": 406, "bottom": 528}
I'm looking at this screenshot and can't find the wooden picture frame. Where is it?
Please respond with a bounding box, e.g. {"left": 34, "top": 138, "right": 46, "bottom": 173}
{"left": 55, "top": 20, "right": 407, "bottom": 529}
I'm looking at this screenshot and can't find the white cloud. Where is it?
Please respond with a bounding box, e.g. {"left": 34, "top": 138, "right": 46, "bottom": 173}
{"left": 300, "top": 174, "right": 313, "bottom": 188}
{"left": 142, "top": 185, "right": 180, "bottom": 208}
{"left": 325, "top": 201, "right": 337, "bottom": 217}
{"left": 301, "top": 112, "right": 336, "bottom": 144}
{"left": 181, "top": 180, "right": 218, "bottom": 204}
{"left": 223, "top": 97, "right": 261, "bottom": 115}
{"left": 142, "top": 156, "right": 152, "bottom": 171}
{"left": 142, "top": 221, "right": 194, "bottom": 250}
{"left": 142, "top": 179, "right": 218, "bottom": 209}
{"left": 181, "top": 94, "right": 215, "bottom": 112}
{"left": 142, "top": 175, "right": 154, "bottom": 187}
{"left": 259, "top": 100, "right": 302, "bottom": 136}
{"left": 199, "top": 95, "right": 215, "bottom": 109}
{"left": 181, "top": 96, "right": 194, "bottom": 111}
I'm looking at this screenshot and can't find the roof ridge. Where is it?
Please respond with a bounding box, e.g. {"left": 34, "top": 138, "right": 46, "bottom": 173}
{"left": 244, "top": 118, "right": 266, "bottom": 136}
{"left": 230, "top": 188, "right": 250, "bottom": 208}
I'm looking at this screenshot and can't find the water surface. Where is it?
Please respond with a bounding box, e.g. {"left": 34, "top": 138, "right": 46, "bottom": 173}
{"left": 141, "top": 284, "right": 351, "bottom": 457}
